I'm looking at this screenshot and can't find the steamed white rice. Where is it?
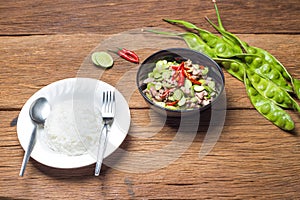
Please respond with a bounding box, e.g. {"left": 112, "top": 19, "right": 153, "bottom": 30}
{"left": 43, "top": 99, "right": 101, "bottom": 156}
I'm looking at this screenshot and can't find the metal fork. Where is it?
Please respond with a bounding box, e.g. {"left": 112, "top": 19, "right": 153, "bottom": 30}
{"left": 95, "top": 90, "right": 116, "bottom": 176}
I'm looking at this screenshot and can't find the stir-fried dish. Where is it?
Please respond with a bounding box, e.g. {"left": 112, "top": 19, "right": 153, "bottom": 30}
{"left": 143, "top": 59, "right": 217, "bottom": 110}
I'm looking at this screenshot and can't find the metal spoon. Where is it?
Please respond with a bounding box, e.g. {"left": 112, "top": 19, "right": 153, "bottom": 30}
{"left": 19, "top": 97, "right": 50, "bottom": 176}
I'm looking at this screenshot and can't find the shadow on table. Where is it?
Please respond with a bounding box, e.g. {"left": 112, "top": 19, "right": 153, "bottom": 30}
{"left": 31, "top": 139, "right": 133, "bottom": 179}
{"left": 27, "top": 104, "right": 227, "bottom": 177}
{"left": 32, "top": 160, "right": 98, "bottom": 180}
{"left": 164, "top": 107, "right": 214, "bottom": 134}
{"left": 96, "top": 107, "right": 228, "bottom": 173}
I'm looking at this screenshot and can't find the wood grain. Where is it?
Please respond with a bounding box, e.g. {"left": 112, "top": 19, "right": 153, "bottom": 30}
{"left": 0, "top": 34, "right": 299, "bottom": 109}
{"left": 1, "top": 51, "right": 299, "bottom": 198}
{"left": 1, "top": 0, "right": 300, "bottom": 199}
{"left": 0, "top": 0, "right": 299, "bottom": 35}
{"left": 1, "top": 110, "right": 299, "bottom": 199}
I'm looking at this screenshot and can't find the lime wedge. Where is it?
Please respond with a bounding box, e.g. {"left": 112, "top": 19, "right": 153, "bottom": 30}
{"left": 91, "top": 52, "right": 114, "bottom": 68}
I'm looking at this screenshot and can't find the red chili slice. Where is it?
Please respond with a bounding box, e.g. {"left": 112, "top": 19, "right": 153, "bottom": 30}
{"left": 166, "top": 100, "right": 179, "bottom": 106}
{"left": 183, "top": 70, "right": 202, "bottom": 85}
{"left": 160, "top": 89, "right": 170, "bottom": 99}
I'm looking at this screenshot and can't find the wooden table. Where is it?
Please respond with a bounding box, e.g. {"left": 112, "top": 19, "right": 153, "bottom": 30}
{"left": 1, "top": 0, "right": 299, "bottom": 199}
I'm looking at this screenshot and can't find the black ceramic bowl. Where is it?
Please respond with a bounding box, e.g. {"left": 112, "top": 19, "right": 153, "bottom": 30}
{"left": 136, "top": 48, "right": 225, "bottom": 117}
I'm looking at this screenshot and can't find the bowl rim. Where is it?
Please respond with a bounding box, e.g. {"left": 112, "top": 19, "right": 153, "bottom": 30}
{"left": 136, "top": 47, "right": 225, "bottom": 114}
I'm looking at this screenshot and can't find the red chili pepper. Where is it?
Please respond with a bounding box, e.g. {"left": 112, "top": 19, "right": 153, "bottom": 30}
{"left": 160, "top": 89, "right": 170, "bottom": 99}
{"left": 171, "top": 62, "right": 189, "bottom": 71}
{"left": 183, "top": 70, "right": 202, "bottom": 85}
{"left": 166, "top": 100, "right": 179, "bottom": 106}
{"left": 178, "top": 69, "right": 185, "bottom": 86}
{"left": 171, "top": 62, "right": 202, "bottom": 85}
{"left": 171, "top": 65, "right": 180, "bottom": 70}
{"left": 171, "top": 62, "right": 189, "bottom": 87}
{"left": 109, "top": 48, "right": 139, "bottom": 63}
{"left": 171, "top": 70, "right": 178, "bottom": 81}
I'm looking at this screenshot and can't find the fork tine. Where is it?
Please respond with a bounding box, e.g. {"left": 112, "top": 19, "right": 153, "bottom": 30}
{"left": 102, "top": 91, "right": 106, "bottom": 113}
{"left": 103, "top": 91, "right": 107, "bottom": 113}
{"left": 106, "top": 91, "right": 110, "bottom": 113}
{"left": 110, "top": 91, "right": 115, "bottom": 114}
{"left": 108, "top": 91, "right": 115, "bottom": 114}
{"left": 102, "top": 90, "right": 115, "bottom": 115}
{"left": 108, "top": 91, "right": 112, "bottom": 113}
{"left": 111, "top": 91, "right": 115, "bottom": 112}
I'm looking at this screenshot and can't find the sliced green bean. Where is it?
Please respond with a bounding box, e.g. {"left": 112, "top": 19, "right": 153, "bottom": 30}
{"left": 246, "top": 68, "right": 300, "bottom": 113}
{"left": 244, "top": 74, "right": 294, "bottom": 131}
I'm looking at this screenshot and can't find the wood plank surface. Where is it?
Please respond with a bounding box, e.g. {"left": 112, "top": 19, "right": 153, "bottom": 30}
{"left": 1, "top": 34, "right": 299, "bottom": 109}
{"left": 1, "top": 110, "right": 300, "bottom": 199}
{"left": 0, "top": 0, "right": 299, "bottom": 35}
{"left": 0, "top": 0, "right": 300, "bottom": 199}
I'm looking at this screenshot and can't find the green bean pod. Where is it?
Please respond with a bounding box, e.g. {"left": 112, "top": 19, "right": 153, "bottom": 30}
{"left": 208, "top": 0, "right": 300, "bottom": 100}
{"left": 247, "top": 47, "right": 289, "bottom": 79}
{"left": 292, "top": 78, "right": 300, "bottom": 100}
{"left": 244, "top": 73, "right": 294, "bottom": 131}
{"left": 163, "top": 19, "right": 243, "bottom": 58}
{"left": 213, "top": 58, "right": 245, "bottom": 82}
{"left": 179, "top": 32, "right": 216, "bottom": 58}
{"left": 248, "top": 46, "right": 300, "bottom": 100}
{"left": 231, "top": 54, "right": 293, "bottom": 92}
{"left": 246, "top": 68, "right": 300, "bottom": 113}
{"left": 205, "top": 15, "right": 248, "bottom": 53}
{"left": 144, "top": 29, "right": 216, "bottom": 58}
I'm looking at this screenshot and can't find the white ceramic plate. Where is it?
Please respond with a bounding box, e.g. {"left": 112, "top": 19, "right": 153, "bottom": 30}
{"left": 17, "top": 78, "right": 131, "bottom": 169}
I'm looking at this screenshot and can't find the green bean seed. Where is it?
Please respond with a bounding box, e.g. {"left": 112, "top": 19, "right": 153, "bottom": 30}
{"left": 244, "top": 74, "right": 294, "bottom": 131}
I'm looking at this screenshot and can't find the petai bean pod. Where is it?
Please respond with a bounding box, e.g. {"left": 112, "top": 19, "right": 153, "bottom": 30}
{"left": 207, "top": 0, "right": 300, "bottom": 100}
{"left": 292, "top": 79, "right": 300, "bottom": 100}
{"left": 251, "top": 46, "right": 300, "bottom": 100}
{"left": 163, "top": 19, "right": 243, "bottom": 58}
{"left": 231, "top": 54, "right": 293, "bottom": 92}
{"left": 144, "top": 29, "right": 216, "bottom": 58}
{"left": 248, "top": 46, "right": 300, "bottom": 100}
{"left": 213, "top": 58, "right": 245, "bottom": 82}
{"left": 246, "top": 68, "right": 300, "bottom": 113}
{"left": 244, "top": 73, "right": 294, "bottom": 131}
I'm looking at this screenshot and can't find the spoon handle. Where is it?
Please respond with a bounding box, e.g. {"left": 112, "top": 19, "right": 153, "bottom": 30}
{"left": 19, "top": 125, "right": 37, "bottom": 176}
